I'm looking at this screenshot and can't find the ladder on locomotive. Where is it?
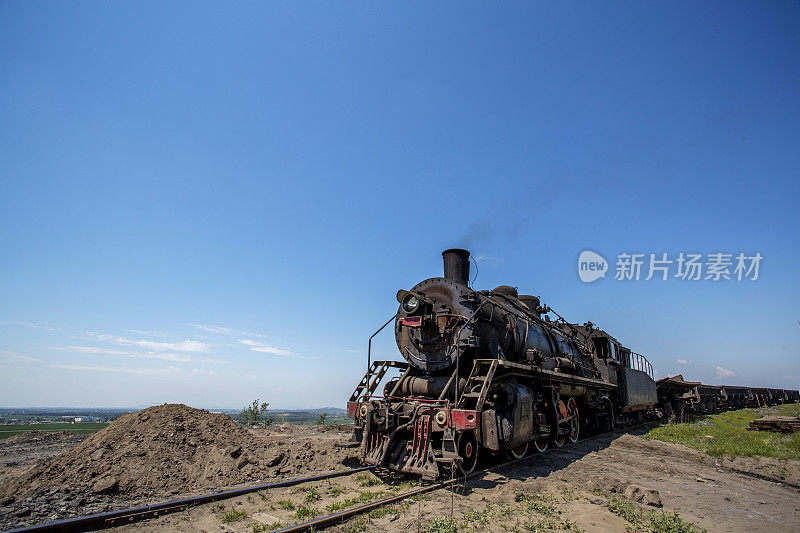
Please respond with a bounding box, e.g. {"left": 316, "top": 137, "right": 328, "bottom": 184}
{"left": 349, "top": 361, "right": 393, "bottom": 402}
{"left": 457, "top": 359, "right": 498, "bottom": 410}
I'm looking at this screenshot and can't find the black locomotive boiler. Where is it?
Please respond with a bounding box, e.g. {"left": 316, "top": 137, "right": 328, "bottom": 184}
{"left": 346, "top": 249, "right": 659, "bottom": 479}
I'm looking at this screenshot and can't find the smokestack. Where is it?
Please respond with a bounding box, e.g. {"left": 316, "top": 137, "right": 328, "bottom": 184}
{"left": 442, "top": 249, "right": 470, "bottom": 285}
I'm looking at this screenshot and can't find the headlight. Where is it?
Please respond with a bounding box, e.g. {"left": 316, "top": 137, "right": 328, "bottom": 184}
{"left": 402, "top": 294, "right": 420, "bottom": 313}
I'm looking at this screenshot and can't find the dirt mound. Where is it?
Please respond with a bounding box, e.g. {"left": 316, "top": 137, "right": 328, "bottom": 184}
{"left": 0, "top": 404, "right": 355, "bottom": 501}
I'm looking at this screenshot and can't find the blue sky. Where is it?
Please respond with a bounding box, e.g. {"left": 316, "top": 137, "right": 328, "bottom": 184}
{"left": 1, "top": 2, "right": 798, "bottom": 408}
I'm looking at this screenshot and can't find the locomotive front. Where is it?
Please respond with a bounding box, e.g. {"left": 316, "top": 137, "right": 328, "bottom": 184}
{"left": 394, "top": 249, "right": 478, "bottom": 374}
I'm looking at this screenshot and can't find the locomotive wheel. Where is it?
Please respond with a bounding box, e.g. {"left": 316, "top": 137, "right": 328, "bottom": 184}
{"left": 533, "top": 438, "right": 548, "bottom": 453}
{"left": 553, "top": 399, "right": 567, "bottom": 448}
{"left": 506, "top": 442, "right": 528, "bottom": 460}
{"left": 567, "top": 397, "right": 580, "bottom": 443}
{"left": 457, "top": 431, "right": 479, "bottom": 474}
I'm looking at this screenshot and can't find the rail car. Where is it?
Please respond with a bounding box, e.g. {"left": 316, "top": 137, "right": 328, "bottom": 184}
{"left": 657, "top": 376, "right": 799, "bottom": 419}
{"left": 346, "top": 249, "right": 798, "bottom": 480}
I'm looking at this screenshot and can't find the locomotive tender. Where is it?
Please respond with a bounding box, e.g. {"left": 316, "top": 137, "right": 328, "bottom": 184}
{"left": 346, "top": 249, "right": 798, "bottom": 479}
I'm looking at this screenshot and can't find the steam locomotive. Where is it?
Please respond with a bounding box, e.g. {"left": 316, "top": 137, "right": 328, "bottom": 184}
{"left": 346, "top": 249, "right": 798, "bottom": 480}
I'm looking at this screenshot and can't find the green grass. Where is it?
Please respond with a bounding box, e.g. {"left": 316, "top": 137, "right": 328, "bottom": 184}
{"left": 345, "top": 515, "right": 368, "bottom": 533}
{"left": 644, "top": 405, "right": 800, "bottom": 460}
{"left": 304, "top": 486, "right": 322, "bottom": 503}
{"left": 276, "top": 499, "right": 295, "bottom": 510}
{"left": 355, "top": 472, "right": 381, "bottom": 487}
{"left": 0, "top": 422, "right": 109, "bottom": 439}
{"left": 388, "top": 479, "right": 420, "bottom": 492}
{"left": 220, "top": 509, "right": 248, "bottom": 523}
{"left": 325, "top": 490, "right": 383, "bottom": 512}
{"left": 425, "top": 516, "right": 458, "bottom": 533}
{"left": 514, "top": 491, "right": 561, "bottom": 517}
{"left": 607, "top": 497, "right": 703, "bottom": 533}
{"left": 294, "top": 505, "right": 320, "bottom": 520}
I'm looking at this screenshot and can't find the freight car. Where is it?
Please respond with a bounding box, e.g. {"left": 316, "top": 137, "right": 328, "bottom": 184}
{"left": 346, "top": 249, "right": 798, "bottom": 480}
{"left": 656, "top": 377, "right": 799, "bottom": 417}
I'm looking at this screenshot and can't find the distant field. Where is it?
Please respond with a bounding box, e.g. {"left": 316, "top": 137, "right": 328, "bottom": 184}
{"left": 0, "top": 422, "right": 109, "bottom": 439}
{"left": 644, "top": 403, "right": 800, "bottom": 460}
{"left": 267, "top": 414, "right": 351, "bottom": 426}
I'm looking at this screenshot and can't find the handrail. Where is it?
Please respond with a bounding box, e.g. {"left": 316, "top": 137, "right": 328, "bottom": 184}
{"left": 367, "top": 313, "right": 397, "bottom": 374}
{"left": 447, "top": 300, "right": 490, "bottom": 404}
{"left": 630, "top": 351, "right": 654, "bottom": 379}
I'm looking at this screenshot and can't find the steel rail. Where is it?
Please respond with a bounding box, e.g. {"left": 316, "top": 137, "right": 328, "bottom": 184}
{"left": 271, "top": 477, "right": 460, "bottom": 533}
{"left": 271, "top": 427, "right": 625, "bottom": 533}
{"left": 5, "top": 466, "right": 376, "bottom": 533}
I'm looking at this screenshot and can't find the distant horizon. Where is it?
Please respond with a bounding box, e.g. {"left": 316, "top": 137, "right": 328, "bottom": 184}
{"left": 0, "top": 405, "right": 348, "bottom": 412}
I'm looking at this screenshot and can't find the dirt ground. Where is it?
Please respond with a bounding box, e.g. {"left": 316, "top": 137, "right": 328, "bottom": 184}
{"left": 2, "top": 408, "right": 799, "bottom": 532}
{"left": 106, "top": 430, "right": 799, "bottom": 533}
{"left": 0, "top": 431, "right": 88, "bottom": 486}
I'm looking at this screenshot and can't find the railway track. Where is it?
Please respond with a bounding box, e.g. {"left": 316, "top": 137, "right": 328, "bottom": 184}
{"left": 6, "top": 428, "right": 607, "bottom": 533}
{"left": 4, "top": 423, "right": 646, "bottom": 533}
{"left": 5, "top": 466, "right": 375, "bottom": 533}
{"left": 11, "top": 421, "right": 796, "bottom": 533}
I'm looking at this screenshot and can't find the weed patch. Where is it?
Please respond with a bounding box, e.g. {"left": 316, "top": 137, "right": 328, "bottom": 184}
{"left": 294, "top": 505, "right": 320, "bottom": 520}
{"left": 325, "top": 490, "right": 383, "bottom": 512}
{"left": 355, "top": 473, "right": 382, "bottom": 487}
{"left": 425, "top": 516, "right": 458, "bottom": 533}
{"left": 221, "top": 509, "right": 248, "bottom": 523}
{"left": 276, "top": 499, "right": 295, "bottom": 510}
{"left": 304, "top": 486, "right": 322, "bottom": 503}
{"left": 607, "top": 497, "right": 704, "bottom": 532}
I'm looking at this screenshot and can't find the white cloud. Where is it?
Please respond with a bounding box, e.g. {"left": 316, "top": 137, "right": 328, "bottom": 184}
{"left": 716, "top": 366, "right": 736, "bottom": 378}
{"left": 48, "top": 364, "right": 178, "bottom": 375}
{"left": 127, "top": 329, "right": 166, "bottom": 337}
{"left": 189, "top": 324, "right": 238, "bottom": 335}
{"left": 134, "top": 339, "right": 209, "bottom": 352}
{"left": 143, "top": 352, "right": 195, "bottom": 362}
{"left": 55, "top": 346, "right": 136, "bottom": 356}
{"left": 677, "top": 359, "right": 690, "bottom": 365}
{"left": 52, "top": 346, "right": 196, "bottom": 362}
{"left": 52, "top": 345, "right": 227, "bottom": 364}
{"left": 197, "top": 357, "right": 228, "bottom": 364}
{"left": 188, "top": 324, "right": 269, "bottom": 338}
{"left": 239, "top": 339, "right": 302, "bottom": 358}
{"left": 85, "top": 332, "right": 209, "bottom": 353}
{"left": 0, "top": 321, "right": 60, "bottom": 331}
{"left": 48, "top": 364, "right": 214, "bottom": 377}
{"left": 1, "top": 350, "right": 43, "bottom": 363}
